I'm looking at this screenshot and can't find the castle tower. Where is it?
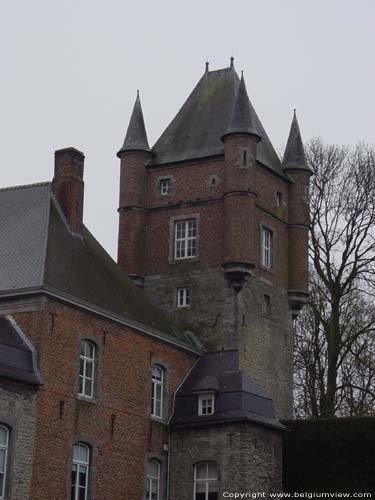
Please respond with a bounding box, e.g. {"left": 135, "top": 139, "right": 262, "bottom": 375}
{"left": 117, "top": 91, "right": 153, "bottom": 286}
{"left": 117, "top": 62, "right": 310, "bottom": 419}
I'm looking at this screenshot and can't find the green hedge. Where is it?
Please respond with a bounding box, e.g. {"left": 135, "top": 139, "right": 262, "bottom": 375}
{"left": 282, "top": 417, "right": 375, "bottom": 492}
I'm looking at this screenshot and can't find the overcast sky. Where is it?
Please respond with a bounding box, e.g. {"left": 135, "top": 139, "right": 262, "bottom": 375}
{"left": 0, "top": 0, "right": 374, "bottom": 258}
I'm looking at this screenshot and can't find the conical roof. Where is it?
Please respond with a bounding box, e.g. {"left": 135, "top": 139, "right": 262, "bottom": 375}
{"left": 150, "top": 64, "right": 283, "bottom": 175}
{"left": 222, "top": 73, "right": 261, "bottom": 141}
{"left": 283, "top": 110, "right": 310, "bottom": 172}
{"left": 117, "top": 91, "right": 151, "bottom": 156}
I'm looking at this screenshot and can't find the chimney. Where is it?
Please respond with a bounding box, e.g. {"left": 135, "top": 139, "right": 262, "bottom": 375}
{"left": 52, "top": 147, "right": 85, "bottom": 234}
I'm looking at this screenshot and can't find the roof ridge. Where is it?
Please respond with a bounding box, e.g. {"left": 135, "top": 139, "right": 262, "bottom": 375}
{"left": 0, "top": 181, "right": 51, "bottom": 192}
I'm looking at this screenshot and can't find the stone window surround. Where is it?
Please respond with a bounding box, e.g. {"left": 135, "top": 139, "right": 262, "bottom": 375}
{"left": 193, "top": 461, "right": 220, "bottom": 500}
{"left": 168, "top": 214, "right": 200, "bottom": 264}
{"left": 68, "top": 437, "right": 97, "bottom": 500}
{"left": 143, "top": 453, "right": 167, "bottom": 500}
{"left": 149, "top": 356, "right": 170, "bottom": 424}
{"left": 156, "top": 175, "right": 174, "bottom": 198}
{"left": 237, "top": 146, "right": 254, "bottom": 169}
{"left": 259, "top": 222, "right": 276, "bottom": 273}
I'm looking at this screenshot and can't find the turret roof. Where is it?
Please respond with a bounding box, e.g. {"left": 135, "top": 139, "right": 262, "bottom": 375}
{"left": 283, "top": 110, "right": 311, "bottom": 172}
{"left": 117, "top": 91, "right": 151, "bottom": 156}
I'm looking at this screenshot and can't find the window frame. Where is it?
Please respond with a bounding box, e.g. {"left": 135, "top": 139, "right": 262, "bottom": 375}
{"left": 261, "top": 225, "right": 274, "bottom": 270}
{"left": 71, "top": 442, "right": 90, "bottom": 500}
{"left": 146, "top": 459, "right": 161, "bottom": 500}
{"left": 151, "top": 365, "right": 165, "bottom": 419}
{"left": 198, "top": 393, "right": 215, "bottom": 416}
{"left": 174, "top": 219, "right": 197, "bottom": 260}
{"left": 78, "top": 340, "right": 96, "bottom": 399}
{"left": 193, "top": 462, "right": 219, "bottom": 500}
{"left": 0, "top": 425, "right": 9, "bottom": 500}
{"left": 276, "top": 191, "right": 283, "bottom": 208}
{"left": 176, "top": 287, "right": 191, "bottom": 308}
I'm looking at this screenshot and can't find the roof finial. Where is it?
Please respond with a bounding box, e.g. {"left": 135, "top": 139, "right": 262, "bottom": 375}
{"left": 293, "top": 108, "right": 296, "bottom": 115}
{"left": 230, "top": 56, "right": 234, "bottom": 68}
{"left": 241, "top": 70, "right": 244, "bottom": 79}
{"left": 205, "top": 61, "right": 209, "bottom": 73}
{"left": 137, "top": 89, "right": 140, "bottom": 98}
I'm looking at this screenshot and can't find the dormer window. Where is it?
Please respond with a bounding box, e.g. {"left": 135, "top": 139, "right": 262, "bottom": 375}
{"left": 198, "top": 393, "right": 215, "bottom": 416}
{"left": 160, "top": 178, "right": 171, "bottom": 196}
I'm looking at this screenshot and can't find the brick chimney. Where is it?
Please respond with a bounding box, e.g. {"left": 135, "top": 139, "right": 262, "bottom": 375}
{"left": 52, "top": 147, "right": 85, "bottom": 234}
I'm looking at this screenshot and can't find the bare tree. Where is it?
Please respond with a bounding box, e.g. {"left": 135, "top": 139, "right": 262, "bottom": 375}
{"left": 294, "top": 139, "right": 375, "bottom": 418}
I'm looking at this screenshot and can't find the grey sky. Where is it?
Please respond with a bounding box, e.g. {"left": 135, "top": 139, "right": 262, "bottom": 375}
{"left": 1, "top": 0, "right": 374, "bottom": 258}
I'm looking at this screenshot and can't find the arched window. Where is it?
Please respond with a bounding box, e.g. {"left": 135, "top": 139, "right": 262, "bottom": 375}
{"left": 0, "top": 425, "right": 9, "bottom": 499}
{"left": 146, "top": 459, "right": 160, "bottom": 500}
{"left": 151, "top": 365, "right": 164, "bottom": 418}
{"left": 71, "top": 442, "right": 90, "bottom": 500}
{"left": 194, "top": 462, "right": 218, "bottom": 500}
{"left": 79, "top": 340, "right": 96, "bottom": 398}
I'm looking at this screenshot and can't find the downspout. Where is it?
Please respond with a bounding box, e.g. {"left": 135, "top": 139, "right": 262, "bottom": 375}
{"left": 166, "top": 357, "right": 201, "bottom": 500}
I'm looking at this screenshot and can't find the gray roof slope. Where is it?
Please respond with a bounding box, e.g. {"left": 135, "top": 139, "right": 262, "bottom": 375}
{"left": 0, "top": 183, "right": 198, "bottom": 351}
{"left": 118, "top": 91, "right": 151, "bottom": 156}
{"left": 171, "top": 350, "right": 284, "bottom": 431}
{"left": 0, "top": 315, "right": 42, "bottom": 385}
{"left": 150, "top": 66, "right": 283, "bottom": 175}
{"left": 283, "top": 110, "right": 311, "bottom": 172}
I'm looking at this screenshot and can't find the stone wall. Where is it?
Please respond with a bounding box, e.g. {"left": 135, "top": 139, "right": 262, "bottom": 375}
{"left": 0, "top": 381, "right": 38, "bottom": 500}
{"left": 169, "top": 422, "right": 283, "bottom": 499}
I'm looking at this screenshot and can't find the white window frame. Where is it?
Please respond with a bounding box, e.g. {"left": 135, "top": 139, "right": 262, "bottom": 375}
{"left": 193, "top": 462, "right": 218, "bottom": 500}
{"left": 146, "top": 459, "right": 160, "bottom": 500}
{"left": 71, "top": 443, "right": 90, "bottom": 500}
{"left": 276, "top": 191, "right": 283, "bottom": 208}
{"left": 79, "top": 340, "right": 96, "bottom": 399}
{"left": 0, "top": 425, "right": 9, "bottom": 500}
{"left": 177, "top": 287, "right": 191, "bottom": 308}
{"left": 198, "top": 393, "right": 215, "bottom": 416}
{"left": 151, "top": 365, "right": 164, "bottom": 419}
{"left": 160, "top": 178, "right": 171, "bottom": 196}
{"left": 261, "top": 226, "right": 273, "bottom": 269}
{"left": 174, "top": 219, "right": 197, "bottom": 260}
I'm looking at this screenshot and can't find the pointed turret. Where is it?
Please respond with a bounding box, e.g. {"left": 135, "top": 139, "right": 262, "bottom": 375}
{"left": 283, "top": 110, "right": 311, "bottom": 172}
{"left": 222, "top": 74, "right": 261, "bottom": 142}
{"left": 117, "top": 91, "right": 151, "bottom": 157}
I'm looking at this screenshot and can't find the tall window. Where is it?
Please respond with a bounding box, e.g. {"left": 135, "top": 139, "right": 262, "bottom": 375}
{"left": 174, "top": 219, "right": 197, "bottom": 260}
{"left": 261, "top": 226, "right": 273, "bottom": 269}
{"left": 79, "top": 340, "right": 96, "bottom": 398}
{"left": 146, "top": 459, "right": 160, "bottom": 500}
{"left": 0, "top": 425, "right": 9, "bottom": 500}
{"left": 151, "top": 365, "right": 164, "bottom": 418}
{"left": 71, "top": 443, "right": 90, "bottom": 500}
{"left": 194, "top": 462, "right": 218, "bottom": 500}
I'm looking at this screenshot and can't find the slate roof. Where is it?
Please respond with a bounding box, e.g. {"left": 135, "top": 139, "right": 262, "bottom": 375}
{"left": 171, "top": 350, "right": 284, "bottom": 431}
{"left": 117, "top": 91, "right": 151, "bottom": 156}
{"left": 0, "top": 183, "right": 199, "bottom": 352}
{"left": 283, "top": 110, "right": 311, "bottom": 173}
{"left": 0, "top": 315, "right": 42, "bottom": 386}
{"left": 150, "top": 66, "right": 283, "bottom": 175}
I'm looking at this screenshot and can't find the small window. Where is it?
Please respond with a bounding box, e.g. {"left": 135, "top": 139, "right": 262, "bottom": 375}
{"left": 160, "top": 179, "right": 170, "bottom": 196}
{"left": 151, "top": 365, "right": 164, "bottom": 418}
{"left": 242, "top": 149, "right": 247, "bottom": 167}
{"left": 0, "top": 425, "right": 9, "bottom": 499}
{"left": 177, "top": 287, "right": 191, "bottom": 308}
{"left": 71, "top": 443, "right": 90, "bottom": 500}
{"left": 79, "top": 340, "right": 96, "bottom": 398}
{"left": 174, "top": 219, "right": 197, "bottom": 260}
{"left": 194, "top": 462, "right": 218, "bottom": 500}
{"left": 198, "top": 393, "right": 215, "bottom": 416}
{"left": 261, "top": 226, "right": 273, "bottom": 269}
{"left": 263, "top": 294, "right": 271, "bottom": 315}
{"left": 276, "top": 192, "right": 283, "bottom": 208}
{"left": 146, "top": 459, "right": 160, "bottom": 500}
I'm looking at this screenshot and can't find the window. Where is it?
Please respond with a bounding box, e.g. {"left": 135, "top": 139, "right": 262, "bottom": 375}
{"left": 151, "top": 365, "right": 164, "bottom": 418}
{"left": 177, "top": 287, "right": 191, "bottom": 308}
{"left": 198, "top": 393, "right": 215, "bottom": 416}
{"left": 276, "top": 192, "right": 283, "bottom": 208}
{"left": 160, "top": 179, "right": 170, "bottom": 196}
{"left": 263, "top": 294, "right": 271, "bottom": 315}
{"left": 0, "top": 425, "right": 9, "bottom": 500}
{"left": 261, "top": 226, "right": 273, "bottom": 269}
{"left": 146, "top": 459, "right": 160, "bottom": 500}
{"left": 71, "top": 443, "right": 90, "bottom": 500}
{"left": 242, "top": 149, "right": 247, "bottom": 167}
{"left": 79, "top": 341, "right": 96, "bottom": 398}
{"left": 174, "top": 219, "right": 197, "bottom": 259}
{"left": 194, "top": 462, "right": 218, "bottom": 500}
